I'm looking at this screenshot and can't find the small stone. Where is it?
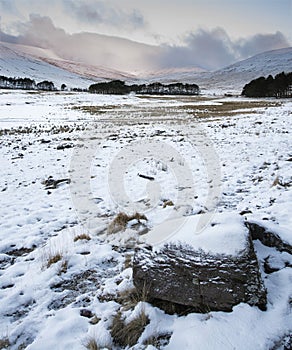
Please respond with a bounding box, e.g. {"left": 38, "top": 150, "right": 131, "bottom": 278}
{"left": 89, "top": 315, "right": 101, "bottom": 325}
{"left": 80, "top": 309, "right": 93, "bottom": 318}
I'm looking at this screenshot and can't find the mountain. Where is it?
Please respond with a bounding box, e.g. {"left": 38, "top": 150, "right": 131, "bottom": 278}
{"left": 0, "top": 42, "right": 96, "bottom": 89}
{"left": 198, "top": 47, "right": 292, "bottom": 92}
{"left": 0, "top": 42, "right": 136, "bottom": 89}
{"left": 144, "top": 47, "right": 292, "bottom": 93}
{"left": 1, "top": 40, "right": 291, "bottom": 93}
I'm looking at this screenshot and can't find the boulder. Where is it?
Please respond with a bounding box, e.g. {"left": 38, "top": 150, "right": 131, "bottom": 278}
{"left": 133, "top": 213, "right": 267, "bottom": 313}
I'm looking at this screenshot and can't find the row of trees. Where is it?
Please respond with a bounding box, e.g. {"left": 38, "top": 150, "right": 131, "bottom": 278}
{"left": 88, "top": 80, "right": 200, "bottom": 95}
{"left": 242, "top": 72, "right": 292, "bottom": 98}
{"left": 0, "top": 75, "right": 56, "bottom": 91}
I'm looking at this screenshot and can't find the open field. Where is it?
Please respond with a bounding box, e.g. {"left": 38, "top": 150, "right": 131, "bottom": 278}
{"left": 0, "top": 90, "right": 291, "bottom": 349}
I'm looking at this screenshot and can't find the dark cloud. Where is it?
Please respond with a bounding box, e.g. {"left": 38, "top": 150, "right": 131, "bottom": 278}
{"left": 235, "top": 31, "right": 289, "bottom": 58}
{"left": 158, "top": 28, "right": 290, "bottom": 70}
{"left": 159, "top": 28, "right": 236, "bottom": 70}
{"left": 62, "top": 0, "right": 145, "bottom": 29}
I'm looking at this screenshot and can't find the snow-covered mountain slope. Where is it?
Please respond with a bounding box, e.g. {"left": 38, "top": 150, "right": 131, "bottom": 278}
{"left": 0, "top": 42, "right": 97, "bottom": 89}
{"left": 1, "top": 41, "right": 291, "bottom": 93}
{"left": 1, "top": 42, "right": 138, "bottom": 82}
{"left": 200, "top": 47, "right": 292, "bottom": 92}
{"left": 141, "top": 47, "right": 292, "bottom": 94}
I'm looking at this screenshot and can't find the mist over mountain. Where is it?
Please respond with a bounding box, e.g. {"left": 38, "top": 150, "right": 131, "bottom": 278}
{"left": 0, "top": 15, "right": 290, "bottom": 73}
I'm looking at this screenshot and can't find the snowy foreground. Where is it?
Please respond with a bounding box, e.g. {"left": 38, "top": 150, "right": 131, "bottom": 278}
{"left": 0, "top": 90, "right": 291, "bottom": 349}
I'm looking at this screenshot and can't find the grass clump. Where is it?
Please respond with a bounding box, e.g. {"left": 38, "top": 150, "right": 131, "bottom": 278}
{"left": 107, "top": 212, "right": 147, "bottom": 234}
{"left": 163, "top": 199, "right": 174, "bottom": 208}
{"left": 0, "top": 338, "right": 10, "bottom": 349}
{"left": 143, "top": 333, "right": 172, "bottom": 348}
{"left": 83, "top": 337, "right": 100, "bottom": 350}
{"left": 111, "top": 310, "right": 149, "bottom": 347}
{"left": 116, "top": 284, "right": 150, "bottom": 311}
{"left": 74, "top": 233, "right": 91, "bottom": 242}
{"left": 47, "top": 252, "right": 62, "bottom": 268}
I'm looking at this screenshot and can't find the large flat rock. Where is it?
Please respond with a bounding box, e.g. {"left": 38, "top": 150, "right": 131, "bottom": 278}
{"left": 133, "top": 213, "right": 267, "bottom": 312}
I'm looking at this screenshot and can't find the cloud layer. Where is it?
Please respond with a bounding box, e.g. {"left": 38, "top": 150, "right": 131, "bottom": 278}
{"left": 0, "top": 15, "right": 290, "bottom": 72}
{"left": 159, "top": 28, "right": 290, "bottom": 70}
{"left": 62, "top": 0, "right": 145, "bottom": 29}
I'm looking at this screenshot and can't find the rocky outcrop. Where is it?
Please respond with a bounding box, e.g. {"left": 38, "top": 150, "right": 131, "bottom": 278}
{"left": 133, "top": 214, "right": 267, "bottom": 313}
{"left": 246, "top": 221, "right": 292, "bottom": 254}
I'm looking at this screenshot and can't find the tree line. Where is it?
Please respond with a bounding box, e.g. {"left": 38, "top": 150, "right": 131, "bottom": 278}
{"left": 0, "top": 75, "right": 56, "bottom": 91}
{"left": 242, "top": 72, "right": 292, "bottom": 98}
{"left": 88, "top": 80, "right": 200, "bottom": 95}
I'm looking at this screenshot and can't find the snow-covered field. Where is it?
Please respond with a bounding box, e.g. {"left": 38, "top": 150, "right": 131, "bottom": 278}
{"left": 0, "top": 89, "right": 291, "bottom": 349}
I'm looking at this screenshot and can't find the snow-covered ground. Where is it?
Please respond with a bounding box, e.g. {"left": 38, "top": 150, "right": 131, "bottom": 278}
{"left": 0, "top": 90, "right": 291, "bottom": 349}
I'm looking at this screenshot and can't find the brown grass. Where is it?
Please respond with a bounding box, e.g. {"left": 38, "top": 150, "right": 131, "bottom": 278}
{"left": 124, "top": 254, "right": 132, "bottom": 269}
{"left": 107, "top": 212, "right": 147, "bottom": 234}
{"left": 143, "top": 333, "right": 172, "bottom": 348}
{"left": 58, "top": 259, "right": 68, "bottom": 275}
{"left": 111, "top": 309, "right": 149, "bottom": 347}
{"left": 71, "top": 98, "right": 282, "bottom": 121}
{"left": 74, "top": 233, "right": 91, "bottom": 242}
{"left": 47, "top": 253, "right": 62, "bottom": 268}
{"left": 0, "top": 338, "right": 10, "bottom": 349}
{"left": 163, "top": 200, "right": 174, "bottom": 208}
{"left": 83, "top": 337, "right": 100, "bottom": 350}
{"left": 117, "top": 284, "right": 150, "bottom": 310}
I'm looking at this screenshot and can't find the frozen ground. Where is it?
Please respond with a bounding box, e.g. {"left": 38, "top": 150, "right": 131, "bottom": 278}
{"left": 0, "top": 90, "right": 291, "bottom": 349}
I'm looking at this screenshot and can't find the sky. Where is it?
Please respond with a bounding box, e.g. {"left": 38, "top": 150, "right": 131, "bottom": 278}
{"left": 0, "top": 0, "right": 291, "bottom": 72}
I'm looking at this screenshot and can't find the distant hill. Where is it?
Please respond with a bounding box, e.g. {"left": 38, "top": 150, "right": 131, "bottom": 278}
{"left": 1, "top": 41, "right": 291, "bottom": 93}
{"left": 0, "top": 42, "right": 96, "bottom": 89}
{"left": 0, "top": 42, "right": 135, "bottom": 89}
{"left": 200, "top": 47, "right": 292, "bottom": 93}
{"left": 141, "top": 47, "right": 292, "bottom": 94}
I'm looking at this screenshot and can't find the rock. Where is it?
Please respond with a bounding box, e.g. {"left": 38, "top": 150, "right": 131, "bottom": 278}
{"left": 80, "top": 309, "right": 93, "bottom": 318}
{"left": 246, "top": 221, "right": 292, "bottom": 254}
{"left": 133, "top": 214, "right": 267, "bottom": 313}
{"left": 42, "top": 177, "right": 71, "bottom": 190}
{"left": 56, "top": 143, "right": 73, "bottom": 150}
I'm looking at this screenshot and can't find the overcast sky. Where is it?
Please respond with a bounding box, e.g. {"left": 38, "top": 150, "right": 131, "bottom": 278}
{"left": 0, "top": 0, "right": 291, "bottom": 71}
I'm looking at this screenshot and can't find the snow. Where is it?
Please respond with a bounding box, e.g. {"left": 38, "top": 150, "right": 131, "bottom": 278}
{"left": 141, "top": 47, "right": 292, "bottom": 94}
{"left": 0, "top": 42, "right": 96, "bottom": 89}
{"left": 2, "top": 41, "right": 291, "bottom": 95}
{"left": 144, "top": 213, "right": 248, "bottom": 256}
{"left": 0, "top": 89, "right": 291, "bottom": 349}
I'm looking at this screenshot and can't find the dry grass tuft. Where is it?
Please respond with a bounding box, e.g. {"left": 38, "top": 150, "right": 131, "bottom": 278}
{"left": 58, "top": 259, "right": 68, "bottom": 275}
{"left": 143, "top": 333, "right": 172, "bottom": 348}
{"left": 47, "top": 252, "right": 62, "bottom": 268}
{"left": 83, "top": 337, "right": 100, "bottom": 350}
{"left": 117, "top": 284, "right": 150, "bottom": 310}
{"left": 74, "top": 233, "right": 91, "bottom": 242}
{"left": 107, "top": 212, "right": 147, "bottom": 234}
{"left": 111, "top": 309, "right": 149, "bottom": 347}
{"left": 163, "top": 200, "right": 174, "bottom": 208}
{"left": 0, "top": 338, "right": 10, "bottom": 349}
{"left": 124, "top": 254, "right": 132, "bottom": 269}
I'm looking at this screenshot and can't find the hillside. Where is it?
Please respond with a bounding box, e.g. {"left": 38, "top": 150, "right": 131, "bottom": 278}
{"left": 142, "top": 47, "right": 292, "bottom": 94}
{"left": 1, "top": 41, "right": 291, "bottom": 93}
{"left": 0, "top": 42, "right": 98, "bottom": 89}
{"left": 200, "top": 47, "right": 292, "bottom": 92}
